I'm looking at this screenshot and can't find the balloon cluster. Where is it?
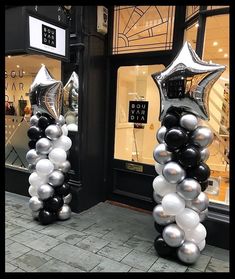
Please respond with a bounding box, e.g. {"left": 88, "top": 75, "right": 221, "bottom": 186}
{"left": 152, "top": 109, "right": 213, "bottom": 264}
{"left": 26, "top": 66, "right": 72, "bottom": 225}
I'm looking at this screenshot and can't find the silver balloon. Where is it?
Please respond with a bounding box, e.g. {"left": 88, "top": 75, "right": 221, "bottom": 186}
{"left": 152, "top": 204, "right": 175, "bottom": 225}
{"left": 63, "top": 193, "right": 72, "bottom": 204}
{"left": 199, "top": 208, "right": 208, "bottom": 222}
{"left": 162, "top": 162, "right": 186, "bottom": 184}
{"left": 191, "top": 126, "right": 214, "bottom": 148}
{"left": 200, "top": 147, "right": 210, "bottom": 162}
{"left": 63, "top": 71, "right": 79, "bottom": 113}
{"left": 56, "top": 115, "right": 66, "bottom": 126}
{"left": 57, "top": 204, "right": 71, "bottom": 220}
{"left": 48, "top": 170, "right": 64, "bottom": 187}
{"left": 153, "top": 143, "right": 172, "bottom": 165}
{"left": 29, "top": 65, "right": 63, "bottom": 120}
{"left": 152, "top": 41, "right": 225, "bottom": 121}
{"left": 31, "top": 210, "right": 39, "bottom": 220}
{"left": 37, "top": 184, "right": 55, "bottom": 200}
{"left": 26, "top": 149, "right": 46, "bottom": 164}
{"left": 153, "top": 191, "right": 163, "bottom": 204}
{"left": 45, "top": 124, "right": 63, "bottom": 140}
{"left": 156, "top": 126, "right": 167, "bottom": 143}
{"left": 187, "top": 192, "right": 209, "bottom": 212}
{"left": 180, "top": 114, "right": 198, "bottom": 131}
{"left": 163, "top": 224, "right": 185, "bottom": 247}
{"left": 36, "top": 138, "right": 52, "bottom": 155}
{"left": 29, "top": 196, "right": 43, "bottom": 212}
{"left": 177, "top": 178, "right": 201, "bottom": 200}
{"left": 28, "top": 164, "right": 36, "bottom": 173}
{"left": 30, "top": 115, "right": 39, "bottom": 126}
{"left": 177, "top": 241, "right": 200, "bottom": 264}
{"left": 57, "top": 160, "right": 71, "bottom": 173}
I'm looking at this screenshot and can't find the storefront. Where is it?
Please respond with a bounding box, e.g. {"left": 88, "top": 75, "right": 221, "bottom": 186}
{"left": 5, "top": 5, "right": 229, "bottom": 249}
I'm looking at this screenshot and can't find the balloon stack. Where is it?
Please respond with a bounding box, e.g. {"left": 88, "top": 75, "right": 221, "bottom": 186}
{"left": 151, "top": 42, "right": 225, "bottom": 264}
{"left": 26, "top": 66, "right": 72, "bottom": 225}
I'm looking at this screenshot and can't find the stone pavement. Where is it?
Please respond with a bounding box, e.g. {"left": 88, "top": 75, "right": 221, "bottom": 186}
{"left": 5, "top": 191, "right": 229, "bottom": 273}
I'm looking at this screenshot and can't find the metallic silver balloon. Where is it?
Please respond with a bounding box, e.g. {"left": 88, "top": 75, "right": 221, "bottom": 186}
{"left": 153, "top": 143, "right": 172, "bottom": 165}
{"left": 180, "top": 114, "right": 198, "bottom": 131}
{"left": 31, "top": 210, "right": 39, "bottom": 220}
{"left": 28, "top": 164, "right": 36, "bottom": 173}
{"left": 187, "top": 192, "right": 209, "bottom": 212}
{"left": 57, "top": 160, "right": 71, "bottom": 173}
{"left": 36, "top": 138, "right": 52, "bottom": 155}
{"left": 162, "top": 162, "right": 186, "bottom": 184}
{"left": 191, "top": 126, "right": 214, "bottom": 148}
{"left": 45, "top": 124, "right": 63, "bottom": 140}
{"left": 200, "top": 147, "right": 210, "bottom": 161}
{"left": 57, "top": 204, "right": 71, "bottom": 220}
{"left": 37, "top": 184, "right": 55, "bottom": 200}
{"left": 63, "top": 193, "right": 72, "bottom": 204}
{"left": 30, "top": 115, "right": 39, "bottom": 126}
{"left": 29, "top": 196, "right": 43, "bottom": 212}
{"left": 199, "top": 208, "right": 208, "bottom": 222}
{"left": 48, "top": 170, "right": 65, "bottom": 187}
{"left": 63, "top": 71, "right": 79, "bottom": 113}
{"left": 26, "top": 149, "right": 46, "bottom": 164}
{"left": 163, "top": 224, "right": 185, "bottom": 247}
{"left": 153, "top": 191, "right": 163, "bottom": 204}
{"left": 29, "top": 65, "right": 63, "bottom": 120}
{"left": 152, "top": 204, "right": 175, "bottom": 225}
{"left": 152, "top": 41, "right": 225, "bottom": 121}
{"left": 56, "top": 115, "right": 66, "bottom": 126}
{"left": 177, "top": 241, "right": 200, "bottom": 264}
{"left": 177, "top": 178, "right": 201, "bottom": 200}
{"left": 156, "top": 126, "right": 167, "bottom": 143}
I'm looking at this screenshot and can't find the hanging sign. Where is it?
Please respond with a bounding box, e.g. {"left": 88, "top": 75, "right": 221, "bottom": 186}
{"left": 128, "top": 101, "right": 149, "bottom": 124}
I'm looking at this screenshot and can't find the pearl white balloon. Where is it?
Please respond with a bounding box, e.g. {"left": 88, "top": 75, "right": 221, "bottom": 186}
{"left": 153, "top": 191, "right": 163, "bottom": 204}
{"left": 153, "top": 143, "right": 172, "bottom": 165}
{"left": 197, "top": 239, "right": 206, "bottom": 251}
{"left": 185, "top": 223, "right": 207, "bottom": 244}
{"left": 152, "top": 204, "right": 175, "bottom": 225}
{"left": 45, "top": 124, "right": 63, "bottom": 140}
{"left": 200, "top": 147, "right": 210, "bottom": 162}
{"left": 26, "top": 149, "right": 46, "bottom": 164}
{"left": 28, "top": 171, "right": 48, "bottom": 187}
{"left": 155, "top": 162, "right": 164, "bottom": 175}
{"left": 37, "top": 184, "right": 55, "bottom": 200}
{"left": 36, "top": 137, "right": 52, "bottom": 155}
{"left": 29, "top": 196, "right": 43, "bottom": 212}
{"left": 57, "top": 204, "right": 71, "bottom": 220}
{"left": 30, "top": 115, "right": 39, "bottom": 126}
{"left": 56, "top": 160, "right": 71, "bottom": 173}
{"left": 163, "top": 224, "right": 185, "bottom": 247}
{"left": 191, "top": 126, "right": 214, "bottom": 148}
{"left": 152, "top": 175, "right": 176, "bottom": 196}
{"left": 162, "top": 162, "right": 186, "bottom": 184}
{"left": 176, "top": 208, "right": 200, "bottom": 230}
{"left": 61, "top": 124, "right": 68, "bottom": 136}
{"left": 162, "top": 192, "right": 185, "bottom": 215}
{"left": 177, "top": 241, "right": 200, "bottom": 264}
{"left": 52, "top": 135, "right": 72, "bottom": 151}
{"left": 28, "top": 184, "right": 39, "bottom": 197}
{"left": 180, "top": 114, "right": 198, "bottom": 131}
{"left": 49, "top": 148, "right": 67, "bottom": 164}
{"left": 67, "top": 123, "right": 78, "bottom": 131}
{"left": 36, "top": 159, "right": 54, "bottom": 176}
{"left": 56, "top": 115, "right": 66, "bottom": 126}
{"left": 156, "top": 126, "right": 167, "bottom": 143}
{"left": 187, "top": 192, "right": 209, "bottom": 213}
{"left": 176, "top": 178, "right": 201, "bottom": 200}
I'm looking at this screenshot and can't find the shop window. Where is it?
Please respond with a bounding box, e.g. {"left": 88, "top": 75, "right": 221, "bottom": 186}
{"left": 114, "top": 64, "right": 164, "bottom": 164}
{"left": 185, "top": 6, "right": 200, "bottom": 21}
{"left": 202, "top": 14, "right": 229, "bottom": 205}
{"left": 207, "top": 6, "right": 229, "bottom": 10}
{"left": 112, "top": 6, "right": 175, "bottom": 54}
{"left": 184, "top": 21, "right": 199, "bottom": 50}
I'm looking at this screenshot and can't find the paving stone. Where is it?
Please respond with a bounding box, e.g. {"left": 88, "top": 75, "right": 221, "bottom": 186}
{"left": 124, "top": 235, "right": 153, "bottom": 252}
{"left": 5, "top": 239, "right": 14, "bottom": 247}
{"left": 121, "top": 249, "right": 157, "bottom": 271}
{"left": 128, "top": 267, "right": 145, "bottom": 272}
{"left": 97, "top": 242, "right": 132, "bottom": 261}
{"left": 5, "top": 242, "right": 31, "bottom": 261}
{"left": 9, "top": 230, "right": 44, "bottom": 244}
{"left": 189, "top": 254, "right": 211, "bottom": 272}
{"left": 37, "top": 223, "right": 70, "bottom": 237}
{"left": 201, "top": 244, "right": 216, "bottom": 257}
{"left": 148, "top": 257, "right": 188, "bottom": 272}
{"left": 34, "top": 258, "right": 85, "bottom": 272}
{"left": 75, "top": 235, "right": 110, "bottom": 253}
{"left": 81, "top": 223, "right": 113, "bottom": 238}
{"left": 46, "top": 242, "right": 104, "bottom": 271}
{"left": 186, "top": 267, "right": 202, "bottom": 272}
{"left": 59, "top": 218, "right": 96, "bottom": 231}
{"left": 146, "top": 246, "right": 157, "bottom": 256}
{"left": 10, "top": 249, "right": 52, "bottom": 272}
{"left": 23, "top": 235, "right": 62, "bottom": 253}
{"left": 205, "top": 258, "right": 229, "bottom": 272}
{"left": 212, "top": 247, "right": 229, "bottom": 262}
{"left": 5, "top": 223, "right": 27, "bottom": 238}
{"left": 5, "top": 262, "right": 18, "bottom": 272}
{"left": 12, "top": 268, "right": 25, "bottom": 272}
{"left": 91, "top": 257, "right": 131, "bottom": 272}
{"left": 102, "top": 229, "right": 133, "bottom": 243}
{"left": 56, "top": 229, "right": 88, "bottom": 245}
{"left": 7, "top": 216, "right": 40, "bottom": 230}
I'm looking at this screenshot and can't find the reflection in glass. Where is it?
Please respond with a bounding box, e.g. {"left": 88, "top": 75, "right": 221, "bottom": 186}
{"left": 184, "top": 22, "right": 198, "bottom": 50}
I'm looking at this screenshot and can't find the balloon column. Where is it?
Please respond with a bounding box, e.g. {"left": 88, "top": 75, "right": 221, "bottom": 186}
{"left": 151, "top": 42, "right": 225, "bottom": 264}
{"left": 26, "top": 66, "right": 72, "bottom": 225}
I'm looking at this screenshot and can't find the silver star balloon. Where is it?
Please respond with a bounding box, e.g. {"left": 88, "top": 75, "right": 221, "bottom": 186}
{"left": 152, "top": 41, "right": 225, "bottom": 121}
{"left": 63, "top": 71, "right": 79, "bottom": 112}
{"left": 29, "top": 65, "right": 63, "bottom": 120}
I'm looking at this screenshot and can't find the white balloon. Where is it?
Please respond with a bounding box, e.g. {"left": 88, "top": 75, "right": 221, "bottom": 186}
{"left": 36, "top": 159, "right": 54, "bottom": 176}
{"left": 49, "top": 148, "right": 67, "bottom": 164}
{"left": 52, "top": 135, "right": 72, "bottom": 151}
{"left": 61, "top": 124, "right": 68, "bottom": 136}
{"left": 154, "top": 162, "right": 164, "bottom": 175}
{"left": 28, "top": 184, "right": 39, "bottom": 197}
{"left": 152, "top": 175, "right": 176, "bottom": 196}
{"left": 185, "top": 223, "right": 207, "bottom": 244}
{"left": 67, "top": 123, "right": 78, "bottom": 131}
{"left": 28, "top": 171, "right": 48, "bottom": 187}
{"left": 197, "top": 239, "right": 206, "bottom": 251}
{"left": 176, "top": 208, "right": 200, "bottom": 230}
{"left": 162, "top": 192, "right": 185, "bottom": 215}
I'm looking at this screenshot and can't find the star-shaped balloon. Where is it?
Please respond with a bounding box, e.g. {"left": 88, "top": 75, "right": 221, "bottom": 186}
{"left": 29, "top": 65, "right": 63, "bottom": 120}
{"left": 152, "top": 42, "right": 225, "bottom": 121}
{"left": 63, "top": 71, "right": 79, "bottom": 112}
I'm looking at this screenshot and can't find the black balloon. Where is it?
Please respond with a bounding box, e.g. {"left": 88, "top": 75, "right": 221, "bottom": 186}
{"left": 164, "top": 127, "right": 188, "bottom": 150}
{"left": 154, "top": 235, "right": 176, "bottom": 257}
{"left": 55, "top": 183, "right": 71, "bottom": 196}
{"left": 28, "top": 140, "right": 37, "bottom": 149}
{"left": 36, "top": 112, "right": 42, "bottom": 118}
{"left": 27, "top": 126, "right": 44, "bottom": 140}
{"left": 154, "top": 222, "right": 165, "bottom": 234}
{"left": 38, "top": 209, "right": 56, "bottom": 225}
{"left": 63, "top": 173, "right": 70, "bottom": 183}
{"left": 44, "top": 196, "right": 64, "bottom": 212}
{"left": 200, "top": 180, "right": 209, "bottom": 191}
{"left": 187, "top": 162, "right": 211, "bottom": 182}
{"left": 162, "top": 112, "right": 179, "bottom": 129}
{"left": 178, "top": 145, "right": 201, "bottom": 167}
{"left": 38, "top": 116, "right": 54, "bottom": 130}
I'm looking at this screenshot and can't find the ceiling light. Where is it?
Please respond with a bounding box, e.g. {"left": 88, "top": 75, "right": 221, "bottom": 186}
{"left": 218, "top": 48, "right": 223, "bottom": 52}
{"left": 23, "top": 71, "right": 26, "bottom": 74}
{"left": 195, "top": 23, "right": 199, "bottom": 28}
{"left": 7, "top": 55, "right": 11, "bottom": 58}
{"left": 213, "top": 41, "right": 218, "bottom": 46}
{"left": 16, "top": 65, "right": 20, "bottom": 68}
{"left": 224, "top": 53, "right": 228, "bottom": 58}
{"left": 142, "top": 71, "right": 146, "bottom": 74}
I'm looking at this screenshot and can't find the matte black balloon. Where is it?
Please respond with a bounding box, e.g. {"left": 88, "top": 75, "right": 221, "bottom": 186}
{"left": 38, "top": 209, "right": 56, "bottom": 225}
{"left": 178, "top": 145, "right": 201, "bottom": 167}
{"left": 63, "top": 173, "right": 70, "bottom": 183}
{"left": 44, "top": 195, "right": 64, "bottom": 212}
{"left": 38, "top": 116, "right": 53, "bottom": 130}
{"left": 55, "top": 183, "right": 71, "bottom": 196}
{"left": 28, "top": 140, "right": 37, "bottom": 149}
{"left": 187, "top": 163, "right": 211, "bottom": 182}
{"left": 162, "top": 113, "right": 179, "bottom": 129}
{"left": 200, "top": 180, "right": 209, "bottom": 192}
{"left": 27, "top": 126, "right": 44, "bottom": 140}
{"left": 154, "top": 222, "right": 165, "bottom": 234}
{"left": 164, "top": 127, "right": 188, "bottom": 150}
{"left": 154, "top": 235, "right": 176, "bottom": 258}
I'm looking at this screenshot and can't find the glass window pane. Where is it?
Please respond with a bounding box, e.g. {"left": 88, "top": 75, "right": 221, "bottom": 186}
{"left": 207, "top": 5, "right": 229, "bottom": 10}
{"left": 202, "top": 14, "right": 229, "bottom": 205}
{"left": 113, "top": 6, "right": 175, "bottom": 54}
{"left": 185, "top": 6, "right": 200, "bottom": 21}
{"left": 114, "top": 64, "right": 164, "bottom": 164}
{"left": 184, "top": 21, "right": 199, "bottom": 50}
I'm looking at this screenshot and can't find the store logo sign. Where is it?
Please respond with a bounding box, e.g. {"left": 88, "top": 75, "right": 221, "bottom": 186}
{"left": 42, "top": 24, "right": 56, "bottom": 48}
{"left": 128, "top": 101, "right": 148, "bottom": 123}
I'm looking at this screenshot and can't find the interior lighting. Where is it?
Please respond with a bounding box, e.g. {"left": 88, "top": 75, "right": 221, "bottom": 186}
{"left": 218, "top": 48, "right": 223, "bottom": 52}
{"left": 195, "top": 23, "right": 199, "bottom": 28}
{"left": 16, "top": 65, "right": 20, "bottom": 68}
{"left": 213, "top": 41, "right": 218, "bottom": 46}
{"left": 224, "top": 53, "right": 228, "bottom": 58}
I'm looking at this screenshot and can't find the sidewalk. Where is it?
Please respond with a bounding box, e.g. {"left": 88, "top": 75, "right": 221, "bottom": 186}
{"left": 5, "top": 191, "right": 229, "bottom": 272}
